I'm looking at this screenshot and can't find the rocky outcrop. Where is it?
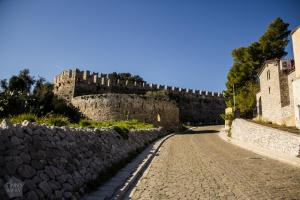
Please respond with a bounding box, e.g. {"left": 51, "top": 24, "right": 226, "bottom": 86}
{"left": 0, "top": 120, "right": 164, "bottom": 199}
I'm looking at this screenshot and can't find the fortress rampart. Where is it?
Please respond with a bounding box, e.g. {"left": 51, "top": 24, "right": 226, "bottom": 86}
{"left": 53, "top": 69, "right": 223, "bottom": 101}
{"left": 71, "top": 94, "right": 179, "bottom": 128}
{"left": 54, "top": 69, "right": 225, "bottom": 125}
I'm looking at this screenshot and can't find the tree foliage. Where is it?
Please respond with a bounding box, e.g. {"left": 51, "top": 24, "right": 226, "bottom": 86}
{"left": 0, "top": 69, "right": 81, "bottom": 122}
{"left": 108, "top": 72, "right": 144, "bottom": 82}
{"left": 225, "top": 18, "right": 290, "bottom": 117}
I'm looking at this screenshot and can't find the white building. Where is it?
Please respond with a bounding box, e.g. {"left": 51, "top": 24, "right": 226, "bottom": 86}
{"left": 256, "top": 25, "right": 300, "bottom": 128}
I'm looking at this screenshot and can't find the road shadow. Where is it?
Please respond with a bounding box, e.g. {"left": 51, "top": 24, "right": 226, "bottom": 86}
{"left": 178, "top": 129, "right": 219, "bottom": 135}
{"left": 178, "top": 125, "right": 224, "bottom": 135}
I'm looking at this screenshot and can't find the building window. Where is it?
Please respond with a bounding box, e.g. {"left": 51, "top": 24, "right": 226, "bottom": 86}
{"left": 267, "top": 70, "right": 271, "bottom": 80}
{"left": 268, "top": 87, "right": 271, "bottom": 94}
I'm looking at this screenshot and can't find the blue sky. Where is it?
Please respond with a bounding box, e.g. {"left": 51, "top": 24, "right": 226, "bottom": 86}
{"left": 0, "top": 0, "right": 299, "bottom": 92}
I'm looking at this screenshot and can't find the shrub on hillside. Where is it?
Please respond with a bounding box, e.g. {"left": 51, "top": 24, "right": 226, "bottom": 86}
{"left": 0, "top": 69, "right": 82, "bottom": 122}
{"left": 42, "top": 116, "right": 70, "bottom": 126}
{"left": 113, "top": 126, "right": 129, "bottom": 139}
{"left": 11, "top": 113, "right": 38, "bottom": 123}
{"left": 79, "top": 119, "right": 94, "bottom": 128}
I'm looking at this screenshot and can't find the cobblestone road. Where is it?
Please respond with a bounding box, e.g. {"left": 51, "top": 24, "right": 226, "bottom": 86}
{"left": 130, "top": 127, "right": 300, "bottom": 200}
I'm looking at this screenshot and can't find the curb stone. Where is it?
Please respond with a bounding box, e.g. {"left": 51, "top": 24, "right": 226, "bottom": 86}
{"left": 81, "top": 133, "right": 175, "bottom": 200}
{"left": 112, "top": 133, "right": 175, "bottom": 200}
{"left": 218, "top": 129, "right": 300, "bottom": 167}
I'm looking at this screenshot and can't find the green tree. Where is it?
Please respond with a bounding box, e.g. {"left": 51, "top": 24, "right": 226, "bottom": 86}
{"left": 0, "top": 69, "right": 81, "bottom": 121}
{"left": 225, "top": 18, "right": 290, "bottom": 117}
{"left": 18, "top": 69, "right": 35, "bottom": 92}
{"left": 8, "top": 76, "right": 27, "bottom": 92}
{"left": 0, "top": 79, "right": 8, "bottom": 92}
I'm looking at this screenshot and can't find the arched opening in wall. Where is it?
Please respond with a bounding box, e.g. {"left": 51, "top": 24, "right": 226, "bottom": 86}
{"left": 258, "top": 97, "right": 262, "bottom": 116}
{"left": 298, "top": 105, "right": 300, "bottom": 120}
{"left": 157, "top": 114, "right": 161, "bottom": 122}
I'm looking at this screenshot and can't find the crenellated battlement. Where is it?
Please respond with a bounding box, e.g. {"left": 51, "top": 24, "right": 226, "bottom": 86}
{"left": 54, "top": 69, "right": 224, "bottom": 100}
{"left": 53, "top": 68, "right": 225, "bottom": 125}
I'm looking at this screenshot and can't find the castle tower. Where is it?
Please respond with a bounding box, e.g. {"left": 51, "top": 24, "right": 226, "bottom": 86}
{"left": 291, "top": 25, "right": 300, "bottom": 128}
{"left": 53, "top": 69, "right": 77, "bottom": 102}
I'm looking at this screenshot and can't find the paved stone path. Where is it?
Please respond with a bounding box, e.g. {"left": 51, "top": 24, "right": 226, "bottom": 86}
{"left": 129, "top": 126, "right": 300, "bottom": 200}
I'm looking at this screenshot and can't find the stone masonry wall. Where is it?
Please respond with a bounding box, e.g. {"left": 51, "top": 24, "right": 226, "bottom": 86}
{"left": 231, "top": 119, "right": 300, "bottom": 157}
{"left": 54, "top": 69, "right": 225, "bottom": 125}
{"left": 258, "top": 61, "right": 283, "bottom": 121}
{"left": 53, "top": 69, "right": 224, "bottom": 102}
{"left": 71, "top": 94, "right": 180, "bottom": 128}
{"left": 53, "top": 69, "right": 76, "bottom": 102}
{"left": 169, "top": 93, "right": 225, "bottom": 125}
{"left": 257, "top": 61, "right": 296, "bottom": 126}
{"left": 0, "top": 120, "right": 164, "bottom": 200}
{"left": 279, "top": 70, "right": 291, "bottom": 107}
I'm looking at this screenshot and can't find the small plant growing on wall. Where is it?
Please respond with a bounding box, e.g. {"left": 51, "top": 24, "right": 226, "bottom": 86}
{"left": 221, "top": 113, "right": 234, "bottom": 137}
{"left": 124, "top": 111, "right": 130, "bottom": 120}
{"left": 221, "top": 113, "right": 234, "bottom": 124}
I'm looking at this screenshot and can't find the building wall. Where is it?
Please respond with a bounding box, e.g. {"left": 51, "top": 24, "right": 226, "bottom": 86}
{"left": 71, "top": 94, "right": 180, "bottom": 128}
{"left": 292, "top": 26, "right": 300, "bottom": 129}
{"left": 257, "top": 61, "right": 295, "bottom": 126}
{"left": 292, "top": 26, "right": 300, "bottom": 78}
{"left": 292, "top": 79, "right": 300, "bottom": 128}
{"left": 258, "top": 61, "right": 283, "bottom": 121}
{"left": 279, "top": 70, "right": 291, "bottom": 107}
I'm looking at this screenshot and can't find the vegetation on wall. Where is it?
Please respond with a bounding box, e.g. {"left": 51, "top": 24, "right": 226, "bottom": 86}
{"left": 9, "top": 112, "right": 154, "bottom": 133}
{"left": 224, "top": 18, "right": 290, "bottom": 118}
{"left": 106, "top": 72, "right": 144, "bottom": 82}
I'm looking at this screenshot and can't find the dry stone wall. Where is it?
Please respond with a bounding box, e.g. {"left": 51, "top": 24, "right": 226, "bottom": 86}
{"left": 231, "top": 119, "right": 300, "bottom": 156}
{"left": 0, "top": 120, "right": 165, "bottom": 200}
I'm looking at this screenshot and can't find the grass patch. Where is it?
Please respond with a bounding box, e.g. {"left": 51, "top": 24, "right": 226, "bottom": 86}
{"left": 79, "top": 119, "right": 93, "bottom": 128}
{"left": 8, "top": 114, "right": 155, "bottom": 131}
{"left": 11, "top": 113, "right": 38, "bottom": 123}
{"left": 10, "top": 113, "right": 70, "bottom": 127}
{"left": 250, "top": 119, "right": 300, "bottom": 134}
{"left": 71, "top": 119, "right": 154, "bottom": 130}
{"left": 41, "top": 116, "right": 70, "bottom": 126}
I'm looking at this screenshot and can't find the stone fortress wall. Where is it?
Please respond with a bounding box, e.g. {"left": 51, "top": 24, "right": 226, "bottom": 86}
{"left": 54, "top": 69, "right": 225, "bottom": 125}
{"left": 71, "top": 94, "right": 179, "bottom": 128}
{"left": 53, "top": 69, "right": 224, "bottom": 100}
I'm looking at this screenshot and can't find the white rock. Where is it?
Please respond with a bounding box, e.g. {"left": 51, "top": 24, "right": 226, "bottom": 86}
{"left": 0, "top": 119, "right": 12, "bottom": 129}
{"left": 22, "top": 120, "right": 34, "bottom": 128}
